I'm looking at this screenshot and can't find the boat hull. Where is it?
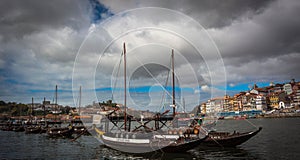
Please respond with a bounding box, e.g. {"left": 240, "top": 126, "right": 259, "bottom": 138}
{"left": 47, "top": 127, "right": 74, "bottom": 138}
{"left": 25, "top": 126, "right": 42, "bottom": 134}
{"left": 200, "top": 127, "right": 262, "bottom": 147}
{"left": 98, "top": 131, "right": 207, "bottom": 153}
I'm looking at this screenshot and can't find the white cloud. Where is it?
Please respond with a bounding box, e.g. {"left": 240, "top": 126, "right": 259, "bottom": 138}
{"left": 201, "top": 85, "right": 210, "bottom": 92}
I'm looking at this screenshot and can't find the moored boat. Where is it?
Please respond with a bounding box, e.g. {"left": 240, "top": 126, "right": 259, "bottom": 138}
{"left": 100, "top": 130, "right": 207, "bottom": 153}
{"left": 46, "top": 85, "right": 74, "bottom": 138}
{"left": 47, "top": 126, "right": 74, "bottom": 138}
{"left": 25, "top": 125, "right": 42, "bottom": 134}
{"left": 199, "top": 127, "right": 262, "bottom": 147}
{"left": 92, "top": 43, "right": 207, "bottom": 153}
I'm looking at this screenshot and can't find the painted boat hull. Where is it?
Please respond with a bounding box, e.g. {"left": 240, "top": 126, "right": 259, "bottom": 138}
{"left": 25, "top": 126, "right": 42, "bottom": 134}
{"left": 200, "top": 127, "right": 262, "bottom": 147}
{"left": 47, "top": 127, "right": 74, "bottom": 138}
{"left": 98, "top": 131, "right": 207, "bottom": 153}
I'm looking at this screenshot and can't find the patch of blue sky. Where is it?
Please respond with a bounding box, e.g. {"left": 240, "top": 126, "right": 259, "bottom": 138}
{"left": 4, "top": 79, "right": 33, "bottom": 86}
{"left": 95, "top": 87, "right": 113, "bottom": 92}
{"left": 89, "top": 0, "right": 113, "bottom": 24}
{"left": 28, "top": 89, "right": 73, "bottom": 93}
{"left": 129, "top": 86, "right": 189, "bottom": 93}
{"left": 225, "top": 81, "right": 282, "bottom": 92}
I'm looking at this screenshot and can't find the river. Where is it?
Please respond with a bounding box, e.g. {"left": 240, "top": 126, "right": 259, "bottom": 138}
{"left": 0, "top": 118, "right": 299, "bottom": 159}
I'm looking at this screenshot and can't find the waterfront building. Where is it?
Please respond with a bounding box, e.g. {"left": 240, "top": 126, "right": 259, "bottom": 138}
{"left": 223, "top": 95, "right": 231, "bottom": 112}
{"left": 233, "top": 93, "right": 245, "bottom": 111}
{"left": 205, "top": 98, "right": 223, "bottom": 114}
{"left": 291, "top": 85, "right": 300, "bottom": 107}
{"left": 266, "top": 83, "right": 279, "bottom": 95}
{"left": 241, "top": 93, "right": 248, "bottom": 109}
{"left": 269, "top": 92, "right": 280, "bottom": 109}
{"left": 205, "top": 101, "right": 212, "bottom": 114}
{"left": 233, "top": 98, "right": 241, "bottom": 111}
{"left": 240, "top": 92, "right": 257, "bottom": 111}
{"left": 229, "top": 98, "right": 235, "bottom": 111}
{"left": 198, "top": 79, "right": 300, "bottom": 115}
{"left": 42, "top": 100, "right": 54, "bottom": 111}
{"left": 250, "top": 89, "right": 258, "bottom": 95}
{"left": 256, "top": 95, "right": 267, "bottom": 111}
{"left": 283, "top": 84, "right": 293, "bottom": 95}
{"left": 200, "top": 103, "right": 206, "bottom": 115}
{"left": 214, "top": 98, "right": 224, "bottom": 113}
{"left": 255, "top": 87, "right": 269, "bottom": 96}
{"left": 27, "top": 102, "right": 42, "bottom": 110}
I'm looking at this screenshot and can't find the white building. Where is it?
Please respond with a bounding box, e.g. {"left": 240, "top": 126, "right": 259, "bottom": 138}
{"left": 292, "top": 89, "right": 300, "bottom": 107}
{"left": 256, "top": 95, "right": 267, "bottom": 111}
{"left": 205, "top": 98, "right": 224, "bottom": 115}
{"left": 283, "top": 84, "right": 293, "bottom": 95}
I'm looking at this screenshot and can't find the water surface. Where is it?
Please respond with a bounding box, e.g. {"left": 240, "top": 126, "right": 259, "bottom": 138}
{"left": 0, "top": 118, "right": 299, "bottom": 159}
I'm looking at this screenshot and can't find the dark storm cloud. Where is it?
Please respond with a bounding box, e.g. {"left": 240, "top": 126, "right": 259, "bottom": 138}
{"left": 0, "top": 0, "right": 90, "bottom": 40}
{"left": 0, "top": 0, "right": 94, "bottom": 105}
{"left": 100, "top": 0, "right": 274, "bottom": 28}
{"left": 210, "top": 0, "right": 300, "bottom": 84}
{"left": 217, "top": 0, "right": 300, "bottom": 60}
{"left": 130, "top": 64, "right": 168, "bottom": 80}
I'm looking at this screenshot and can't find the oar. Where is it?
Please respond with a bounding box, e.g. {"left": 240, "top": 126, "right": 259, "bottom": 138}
{"left": 70, "top": 129, "right": 86, "bottom": 142}
{"left": 70, "top": 126, "right": 92, "bottom": 142}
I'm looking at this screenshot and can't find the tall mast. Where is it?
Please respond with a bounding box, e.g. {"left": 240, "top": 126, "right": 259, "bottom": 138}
{"left": 43, "top": 97, "right": 46, "bottom": 120}
{"left": 55, "top": 85, "right": 57, "bottom": 122}
{"left": 172, "top": 49, "right": 176, "bottom": 117}
{"left": 79, "top": 86, "right": 81, "bottom": 115}
{"left": 31, "top": 97, "right": 34, "bottom": 120}
{"left": 123, "top": 42, "right": 127, "bottom": 131}
{"left": 32, "top": 97, "right": 34, "bottom": 116}
{"left": 183, "top": 97, "right": 185, "bottom": 113}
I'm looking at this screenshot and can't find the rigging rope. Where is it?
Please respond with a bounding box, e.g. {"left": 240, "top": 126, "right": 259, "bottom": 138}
{"left": 159, "top": 56, "right": 172, "bottom": 111}
{"left": 244, "top": 118, "right": 259, "bottom": 129}
{"left": 133, "top": 57, "right": 174, "bottom": 105}
{"left": 111, "top": 51, "right": 123, "bottom": 102}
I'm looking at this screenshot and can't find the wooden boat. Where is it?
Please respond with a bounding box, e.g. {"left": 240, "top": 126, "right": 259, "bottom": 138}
{"left": 25, "top": 119, "right": 51, "bottom": 134}
{"left": 25, "top": 97, "right": 43, "bottom": 134}
{"left": 72, "top": 120, "right": 90, "bottom": 135}
{"left": 71, "top": 87, "right": 90, "bottom": 136}
{"left": 47, "top": 126, "right": 74, "bottom": 138}
{"left": 13, "top": 124, "right": 25, "bottom": 132}
{"left": 46, "top": 85, "right": 74, "bottom": 138}
{"left": 93, "top": 43, "right": 207, "bottom": 153}
{"left": 200, "top": 127, "right": 262, "bottom": 147}
{"left": 0, "top": 122, "right": 13, "bottom": 131}
{"left": 160, "top": 136, "right": 207, "bottom": 153}
{"left": 25, "top": 125, "right": 42, "bottom": 134}
{"left": 175, "top": 116, "right": 262, "bottom": 148}
{"left": 100, "top": 131, "right": 207, "bottom": 153}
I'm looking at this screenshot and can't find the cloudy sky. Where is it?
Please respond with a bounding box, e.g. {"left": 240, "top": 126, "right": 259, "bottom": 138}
{"left": 0, "top": 0, "right": 299, "bottom": 111}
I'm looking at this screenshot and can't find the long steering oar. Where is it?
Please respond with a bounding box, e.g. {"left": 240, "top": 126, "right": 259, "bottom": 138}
{"left": 70, "top": 126, "right": 93, "bottom": 142}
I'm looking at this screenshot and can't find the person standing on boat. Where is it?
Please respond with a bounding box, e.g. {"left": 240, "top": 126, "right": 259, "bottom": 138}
{"left": 198, "top": 118, "right": 203, "bottom": 125}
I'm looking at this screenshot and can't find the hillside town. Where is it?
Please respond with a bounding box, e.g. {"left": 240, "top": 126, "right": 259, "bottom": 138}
{"left": 1, "top": 79, "right": 300, "bottom": 120}
{"left": 198, "top": 79, "right": 300, "bottom": 118}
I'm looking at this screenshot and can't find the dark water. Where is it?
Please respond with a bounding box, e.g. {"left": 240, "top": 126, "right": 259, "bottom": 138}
{"left": 0, "top": 118, "right": 299, "bottom": 159}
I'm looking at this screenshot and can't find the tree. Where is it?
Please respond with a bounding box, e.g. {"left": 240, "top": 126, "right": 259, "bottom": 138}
{"left": 0, "top": 101, "right": 6, "bottom": 105}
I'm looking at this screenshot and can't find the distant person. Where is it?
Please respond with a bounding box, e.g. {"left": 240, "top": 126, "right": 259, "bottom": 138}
{"left": 198, "top": 118, "right": 203, "bottom": 125}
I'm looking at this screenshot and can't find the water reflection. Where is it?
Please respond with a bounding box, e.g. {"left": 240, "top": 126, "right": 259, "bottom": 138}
{"left": 93, "top": 145, "right": 241, "bottom": 159}
{"left": 92, "top": 145, "right": 195, "bottom": 160}
{"left": 190, "top": 146, "right": 262, "bottom": 160}
{"left": 1, "top": 118, "right": 299, "bottom": 159}
{"left": 91, "top": 145, "right": 262, "bottom": 160}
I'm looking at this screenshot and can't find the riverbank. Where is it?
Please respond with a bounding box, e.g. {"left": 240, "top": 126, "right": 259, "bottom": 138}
{"left": 218, "top": 112, "right": 300, "bottom": 120}
{"left": 258, "top": 112, "right": 300, "bottom": 118}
